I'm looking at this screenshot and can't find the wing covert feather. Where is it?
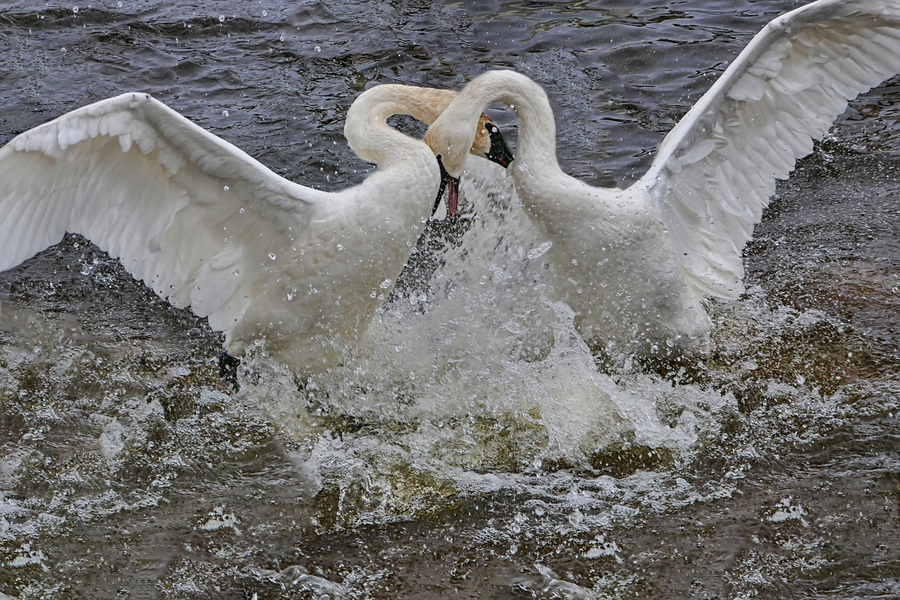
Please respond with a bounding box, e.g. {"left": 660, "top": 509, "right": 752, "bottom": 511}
{"left": 640, "top": 0, "right": 900, "bottom": 299}
{"left": 0, "top": 92, "right": 329, "bottom": 340}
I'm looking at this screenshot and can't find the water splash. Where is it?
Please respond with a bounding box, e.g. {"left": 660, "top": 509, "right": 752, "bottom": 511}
{"left": 236, "top": 160, "right": 729, "bottom": 524}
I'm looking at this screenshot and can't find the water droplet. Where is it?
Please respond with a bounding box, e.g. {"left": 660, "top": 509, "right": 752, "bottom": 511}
{"left": 370, "top": 291, "right": 377, "bottom": 299}
{"left": 314, "top": 45, "right": 321, "bottom": 52}
{"left": 61, "top": 47, "right": 67, "bottom": 53}
{"left": 337, "top": 244, "right": 344, "bottom": 252}
{"left": 569, "top": 509, "right": 584, "bottom": 528}
{"left": 526, "top": 241, "right": 552, "bottom": 260}
{"left": 218, "top": 14, "right": 225, "bottom": 22}
{"left": 239, "top": 207, "right": 245, "bottom": 213}
{"left": 279, "top": 33, "right": 285, "bottom": 42}
{"left": 268, "top": 253, "right": 277, "bottom": 260}
{"left": 223, "top": 185, "right": 230, "bottom": 191}
{"left": 380, "top": 279, "right": 392, "bottom": 289}
{"left": 117, "top": 1, "right": 123, "bottom": 7}
{"left": 262, "top": 10, "right": 268, "bottom": 16}
{"left": 222, "top": 109, "right": 229, "bottom": 117}
{"left": 73, "top": 6, "right": 79, "bottom": 14}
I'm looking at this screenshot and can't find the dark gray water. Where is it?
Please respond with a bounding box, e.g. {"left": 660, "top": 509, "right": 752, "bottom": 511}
{"left": 0, "top": 1, "right": 898, "bottom": 598}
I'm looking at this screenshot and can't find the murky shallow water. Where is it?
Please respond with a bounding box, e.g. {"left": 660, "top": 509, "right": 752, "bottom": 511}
{"left": 0, "top": 1, "right": 898, "bottom": 598}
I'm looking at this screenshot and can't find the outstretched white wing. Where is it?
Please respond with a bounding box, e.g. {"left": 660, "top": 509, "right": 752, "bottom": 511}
{"left": 0, "top": 92, "right": 330, "bottom": 335}
{"left": 639, "top": 0, "right": 900, "bottom": 299}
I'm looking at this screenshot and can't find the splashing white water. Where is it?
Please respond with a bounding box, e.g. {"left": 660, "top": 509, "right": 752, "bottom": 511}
{"left": 238, "top": 160, "right": 731, "bottom": 520}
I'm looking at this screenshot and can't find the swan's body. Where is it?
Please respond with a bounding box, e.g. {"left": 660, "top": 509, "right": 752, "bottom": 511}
{"left": 427, "top": 0, "right": 900, "bottom": 360}
{"left": 0, "top": 85, "right": 508, "bottom": 374}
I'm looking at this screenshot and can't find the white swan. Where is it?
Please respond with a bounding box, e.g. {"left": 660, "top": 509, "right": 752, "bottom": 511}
{"left": 426, "top": 0, "right": 900, "bottom": 361}
{"left": 0, "top": 85, "right": 512, "bottom": 374}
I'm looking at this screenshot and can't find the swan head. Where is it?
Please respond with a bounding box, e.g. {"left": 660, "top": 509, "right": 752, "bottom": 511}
{"left": 428, "top": 116, "right": 513, "bottom": 218}
{"left": 343, "top": 83, "right": 512, "bottom": 217}
{"left": 427, "top": 69, "right": 559, "bottom": 216}
{"left": 471, "top": 116, "right": 514, "bottom": 169}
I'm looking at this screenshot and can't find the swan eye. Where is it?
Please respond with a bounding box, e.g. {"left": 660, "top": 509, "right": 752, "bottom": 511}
{"left": 485, "top": 123, "right": 498, "bottom": 133}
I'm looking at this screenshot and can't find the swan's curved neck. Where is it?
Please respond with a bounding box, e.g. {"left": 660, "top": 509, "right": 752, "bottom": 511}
{"left": 492, "top": 74, "right": 559, "bottom": 170}
{"left": 431, "top": 71, "right": 560, "bottom": 175}
{"left": 379, "top": 85, "right": 458, "bottom": 126}
{"left": 344, "top": 86, "right": 436, "bottom": 168}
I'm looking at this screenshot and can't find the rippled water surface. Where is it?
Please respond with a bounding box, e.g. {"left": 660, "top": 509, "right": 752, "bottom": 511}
{"left": 0, "top": 1, "right": 898, "bottom": 598}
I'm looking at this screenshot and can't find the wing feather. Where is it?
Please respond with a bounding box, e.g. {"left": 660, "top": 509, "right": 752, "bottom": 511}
{"left": 0, "top": 92, "right": 329, "bottom": 342}
{"left": 640, "top": 0, "right": 900, "bottom": 299}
